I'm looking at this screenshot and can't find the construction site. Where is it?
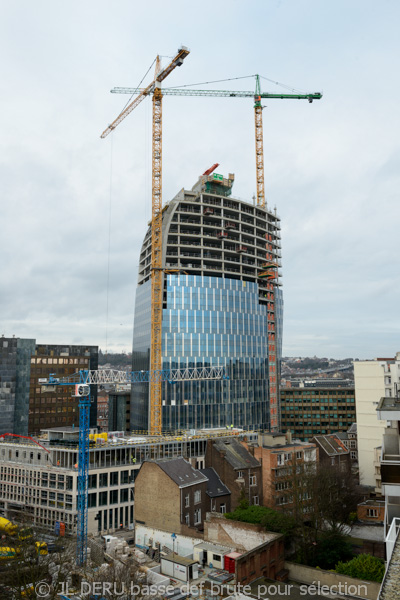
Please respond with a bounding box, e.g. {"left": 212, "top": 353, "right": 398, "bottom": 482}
{"left": 0, "top": 44, "right": 323, "bottom": 599}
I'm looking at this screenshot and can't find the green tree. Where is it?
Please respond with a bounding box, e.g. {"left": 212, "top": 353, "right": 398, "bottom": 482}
{"left": 308, "top": 531, "right": 353, "bottom": 570}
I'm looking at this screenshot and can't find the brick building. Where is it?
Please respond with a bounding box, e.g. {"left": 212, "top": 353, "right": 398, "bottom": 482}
{"left": 244, "top": 432, "right": 318, "bottom": 512}
{"left": 310, "top": 433, "right": 351, "bottom": 472}
{"left": 204, "top": 513, "right": 285, "bottom": 582}
{"left": 357, "top": 499, "right": 385, "bottom": 524}
{"left": 134, "top": 458, "right": 208, "bottom": 535}
{"left": 205, "top": 438, "right": 263, "bottom": 509}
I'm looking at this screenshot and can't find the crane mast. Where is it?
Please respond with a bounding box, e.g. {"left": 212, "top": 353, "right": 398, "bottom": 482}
{"left": 254, "top": 75, "right": 265, "bottom": 208}
{"left": 101, "top": 47, "right": 190, "bottom": 435}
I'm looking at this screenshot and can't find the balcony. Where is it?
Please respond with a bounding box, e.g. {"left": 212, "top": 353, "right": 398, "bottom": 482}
{"left": 377, "top": 397, "right": 400, "bottom": 421}
{"left": 381, "top": 429, "right": 400, "bottom": 489}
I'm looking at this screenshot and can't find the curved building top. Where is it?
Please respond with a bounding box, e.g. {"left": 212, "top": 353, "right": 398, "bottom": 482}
{"left": 137, "top": 171, "right": 281, "bottom": 306}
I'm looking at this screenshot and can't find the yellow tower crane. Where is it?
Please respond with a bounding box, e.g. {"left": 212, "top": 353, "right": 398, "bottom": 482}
{"left": 101, "top": 46, "right": 190, "bottom": 435}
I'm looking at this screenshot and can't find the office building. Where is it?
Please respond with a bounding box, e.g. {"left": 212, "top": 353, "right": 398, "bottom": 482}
{"left": 0, "top": 428, "right": 255, "bottom": 534}
{"left": 0, "top": 338, "right": 98, "bottom": 435}
{"left": 280, "top": 386, "right": 356, "bottom": 441}
{"left": 0, "top": 336, "right": 35, "bottom": 437}
{"left": 29, "top": 344, "right": 98, "bottom": 433}
{"left": 132, "top": 171, "right": 282, "bottom": 432}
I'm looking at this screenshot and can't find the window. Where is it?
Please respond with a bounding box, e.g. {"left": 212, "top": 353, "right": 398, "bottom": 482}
{"left": 88, "top": 493, "right": 97, "bottom": 508}
{"left": 110, "top": 472, "right": 119, "bottom": 486}
{"left": 220, "top": 504, "right": 226, "bottom": 514}
{"left": 185, "top": 494, "right": 190, "bottom": 507}
{"left": 185, "top": 513, "right": 190, "bottom": 525}
{"left": 249, "top": 474, "right": 257, "bottom": 486}
{"left": 237, "top": 471, "right": 244, "bottom": 478}
{"left": 120, "top": 489, "right": 129, "bottom": 503}
{"left": 194, "top": 490, "right": 201, "bottom": 504}
{"left": 110, "top": 490, "right": 118, "bottom": 504}
{"left": 194, "top": 509, "right": 201, "bottom": 525}
{"left": 296, "top": 451, "right": 302, "bottom": 460}
{"left": 367, "top": 509, "right": 378, "bottom": 518}
{"left": 212, "top": 554, "right": 221, "bottom": 562}
{"left": 253, "top": 496, "right": 259, "bottom": 506}
{"left": 121, "top": 470, "right": 129, "bottom": 484}
{"left": 89, "top": 474, "right": 97, "bottom": 489}
{"left": 99, "top": 473, "right": 108, "bottom": 487}
{"left": 99, "top": 491, "right": 107, "bottom": 506}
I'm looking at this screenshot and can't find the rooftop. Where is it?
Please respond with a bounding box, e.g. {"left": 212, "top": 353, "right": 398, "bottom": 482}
{"left": 213, "top": 438, "right": 260, "bottom": 470}
{"left": 200, "top": 467, "right": 231, "bottom": 497}
{"left": 155, "top": 457, "right": 208, "bottom": 488}
{"left": 311, "top": 434, "right": 349, "bottom": 456}
{"left": 193, "top": 541, "right": 231, "bottom": 554}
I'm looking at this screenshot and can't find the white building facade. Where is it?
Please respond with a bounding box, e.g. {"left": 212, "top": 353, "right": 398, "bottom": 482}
{"left": 354, "top": 358, "right": 393, "bottom": 487}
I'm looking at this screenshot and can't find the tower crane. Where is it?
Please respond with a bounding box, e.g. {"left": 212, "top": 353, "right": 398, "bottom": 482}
{"left": 101, "top": 46, "right": 190, "bottom": 436}
{"left": 110, "top": 75, "right": 322, "bottom": 432}
{"left": 111, "top": 75, "right": 322, "bottom": 208}
{"left": 45, "top": 365, "right": 225, "bottom": 566}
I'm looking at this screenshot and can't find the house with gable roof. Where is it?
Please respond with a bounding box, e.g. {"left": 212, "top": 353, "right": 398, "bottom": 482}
{"left": 134, "top": 457, "right": 209, "bottom": 535}
{"left": 205, "top": 437, "right": 263, "bottom": 509}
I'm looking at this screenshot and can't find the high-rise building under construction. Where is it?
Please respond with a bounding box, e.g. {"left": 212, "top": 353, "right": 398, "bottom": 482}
{"left": 132, "top": 171, "right": 282, "bottom": 432}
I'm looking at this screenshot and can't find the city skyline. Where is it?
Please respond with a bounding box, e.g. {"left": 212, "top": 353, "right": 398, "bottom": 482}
{"left": 1, "top": 1, "right": 399, "bottom": 359}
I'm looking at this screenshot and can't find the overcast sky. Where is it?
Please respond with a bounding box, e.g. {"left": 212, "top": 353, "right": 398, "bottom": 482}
{"left": 1, "top": 1, "right": 399, "bottom": 359}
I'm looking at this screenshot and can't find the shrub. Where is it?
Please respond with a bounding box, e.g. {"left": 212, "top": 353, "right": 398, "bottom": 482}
{"left": 225, "top": 505, "right": 296, "bottom": 536}
{"left": 335, "top": 554, "right": 385, "bottom": 582}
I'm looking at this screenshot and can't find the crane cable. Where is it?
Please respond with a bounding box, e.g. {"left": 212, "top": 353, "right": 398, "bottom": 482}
{"left": 105, "top": 135, "right": 113, "bottom": 359}
{"left": 164, "top": 74, "right": 306, "bottom": 95}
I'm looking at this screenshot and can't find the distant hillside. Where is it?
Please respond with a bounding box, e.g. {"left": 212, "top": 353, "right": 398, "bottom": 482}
{"left": 98, "top": 350, "right": 132, "bottom": 368}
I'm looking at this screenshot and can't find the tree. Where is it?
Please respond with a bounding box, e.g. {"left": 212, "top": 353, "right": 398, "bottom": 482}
{"left": 335, "top": 554, "right": 385, "bottom": 583}
{"left": 308, "top": 531, "right": 353, "bottom": 570}
{"left": 314, "top": 463, "right": 362, "bottom": 533}
{"left": 272, "top": 454, "right": 362, "bottom": 564}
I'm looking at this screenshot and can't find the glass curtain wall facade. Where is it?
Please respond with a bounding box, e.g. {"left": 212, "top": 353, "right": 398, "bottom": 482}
{"left": 132, "top": 276, "right": 270, "bottom": 431}
{"left": 131, "top": 172, "right": 282, "bottom": 433}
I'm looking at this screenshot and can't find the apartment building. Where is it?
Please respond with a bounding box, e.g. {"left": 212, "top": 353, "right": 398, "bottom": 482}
{"left": 354, "top": 356, "right": 399, "bottom": 487}
{"left": 205, "top": 437, "right": 263, "bottom": 509}
{"left": 134, "top": 458, "right": 209, "bottom": 535}
{"left": 310, "top": 434, "right": 351, "bottom": 472}
{"left": 245, "top": 432, "right": 318, "bottom": 512}
{"left": 375, "top": 370, "right": 400, "bottom": 598}
{"left": 132, "top": 170, "right": 283, "bottom": 432}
